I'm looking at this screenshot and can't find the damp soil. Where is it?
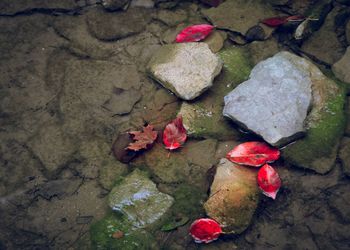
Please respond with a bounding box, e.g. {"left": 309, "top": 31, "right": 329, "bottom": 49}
{"left": 0, "top": 0, "right": 350, "bottom": 250}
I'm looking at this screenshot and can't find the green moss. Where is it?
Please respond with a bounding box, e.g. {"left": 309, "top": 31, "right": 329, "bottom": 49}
{"left": 283, "top": 81, "right": 346, "bottom": 173}
{"left": 90, "top": 213, "right": 158, "bottom": 250}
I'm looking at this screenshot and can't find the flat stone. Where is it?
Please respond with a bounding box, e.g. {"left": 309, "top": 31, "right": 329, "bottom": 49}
{"left": 246, "top": 38, "right": 280, "bottom": 66}
{"left": 101, "top": 0, "right": 130, "bottom": 10}
{"left": 108, "top": 169, "right": 174, "bottom": 228}
{"left": 98, "top": 159, "right": 128, "bottom": 190}
{"left": 204, "top": 31, "right": 225, "bottom": 53}
{"left": 332, "top": 46, "right": 350, "bottom": 84}
{"left": 130, "top": 0, "right": 155, "bottom": 8}
{"left": 346, "top": 20, "right": 350, "bottom": 44}
{"left": 302, "top": 6, "right": 345, "bottom": 65}
{"left": 147, "top": 43, "right": 222, "bottom": 100}
{"left": 201, "top": 0, "right": 276, "bottom": 37}
{"left": 102, "top": 88, "right": 141, "bottom": 115}
{"left": 328, "top": 184, "right": 350, "bottom": 223}
{"left": 339, "top": 137, "right": 350, "bottom": 176}
{"left": 28, "top": 123, "right": 77, "bottom": 173}
{"left": 223, "top": 51, "right": 312, "bottom": 146}
{"left": 0, "top": 0, "right": 79, "bottom": 15}
{"left": 86, "top": 7, "right": 152, "bottom": 41}
{"left": 204, "top": 158, "right": 259, "bottom": 234}
{"left": 156, "top": 9, "right": 187, "bottom": 26}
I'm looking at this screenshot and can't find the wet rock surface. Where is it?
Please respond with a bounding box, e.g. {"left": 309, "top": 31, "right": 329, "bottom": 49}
{"left": 147, "top": 43, "right": 222, "bottom": 100}
{"left": 204, "top": 158, "right": 259, "bottom": 234}
{"left": 224, "top": 52, "right": 312, "bottom": 146}
{"left": 108, "top": 169, "right": 174, "bottom": 228}
{"left": 332, "top": 46, "right": 350, "bottom": 84}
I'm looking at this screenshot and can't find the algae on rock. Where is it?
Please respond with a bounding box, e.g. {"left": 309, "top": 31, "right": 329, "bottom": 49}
{"left": 178, "top": 47, "right": 252, "bottom": 140}
{"left": 283, "top": 71, "right": 346, "bottom": 174}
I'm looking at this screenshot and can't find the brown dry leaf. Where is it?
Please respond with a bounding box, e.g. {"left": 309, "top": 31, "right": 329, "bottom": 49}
{"left": 126, "top": 125, "right": 158, "bottom": 151}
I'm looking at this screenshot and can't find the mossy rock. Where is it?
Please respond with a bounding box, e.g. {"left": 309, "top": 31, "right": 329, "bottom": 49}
{"left": 178, "top": 47, "right": 252, "bottom": 140}
{"left": 283, "top": 73, "right": 347, "bottom": 174}
{"left": 90, "top": 213, "right": 158, "bottom": 250}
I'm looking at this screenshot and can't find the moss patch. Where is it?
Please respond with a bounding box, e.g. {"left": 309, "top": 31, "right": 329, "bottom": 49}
{"left": 283, "top": 79, "right": 346, "bottom": 174}
{"left": 90, "top": 213, "right": 158, "bottom": 250}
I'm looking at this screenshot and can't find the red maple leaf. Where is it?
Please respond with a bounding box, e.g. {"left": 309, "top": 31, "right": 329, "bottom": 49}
{"left": 175, "top": 24, "right": 214, "bottom": 43}
{"left": 126, "top": 125, "right": 158, "bottom": 151}
{"left": 226, "top": 141, "right": 280, "bottom": 167}
{"left": 257, "top": 164, "right": 282, "bottom": 200}
{"left": 163, "top": 116, "right": 187, "bottom": 150}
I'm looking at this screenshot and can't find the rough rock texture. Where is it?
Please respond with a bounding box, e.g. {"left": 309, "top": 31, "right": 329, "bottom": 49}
{"left": 86, "top": 7, "right": 152, "bottom": 41}
{"left": 204, "top": 158, "right": 259, "bottom": 234}
{"left": 339, "top": 137, "right": 350, "bottom": 176}
{"left": 0, "top": 0, "right": 80, "bottom": 15}
{"left": 224, "top": 52, "right": 312, "bottom": 146}
{"left": 302, "top": 6, "right": 345, "bottom": 65}
{"left": 328, "top": 185, "right": 350, "bottom": 223}
{"left": 108, "top": 169, "right": 174, "bottom": 228}
{"left": 27, "top": 123, "right": 77, "bottom": 173}
{"left": 156, "top": 9, "right": 187, "bottom": 26}
{"left": 332, "top": 46, "right": 350, "bottom": 84}
{"left": 282, "top": 64, "right": 346, "bottom": 174}
{"left": 201, "top": 0, "right": 276, "bottom": 38}
{"left": 101, "top": 0, "right": 130, "bottom": 10}
{"left": 247, "top": 38, "right": 280, "bottom": 66}
{"left": 147, "top": 43, "right": 222, "bottom": 100}
{"left": 204, "top": 31, "right": 225, "bottom": 53}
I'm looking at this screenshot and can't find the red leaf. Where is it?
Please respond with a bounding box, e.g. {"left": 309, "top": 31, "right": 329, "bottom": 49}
{"left": 257, "top": 164, "right": 281, "bottom": 199}
{"left": 126, "top": 125, "right": 158, "bottom": 151}
{"left": 189, "top": 218, "right": 222, "bottom": 244}
{"left": 163, "top": 116, "right": 187, "bottom": 150}
{"left": 261, "top": 17, "right": 288, "bottom": 27}
{"left": 175, "top": 24, "right": 214, "bottom": 43}
{"left": 226, "top": 141, "right": 280, "bottom": 167}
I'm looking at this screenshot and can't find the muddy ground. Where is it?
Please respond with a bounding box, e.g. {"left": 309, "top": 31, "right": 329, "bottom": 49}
{"left": 0, "top": 0, "right": 350, "bottom": 249}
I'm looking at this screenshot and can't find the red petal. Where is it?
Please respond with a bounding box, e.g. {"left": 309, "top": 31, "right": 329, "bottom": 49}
{"left": 261, "top": 17, "right": 288, "bottom": 27}
{"left": 163, "top": 116, "right": 187, "bottom": 150}
{"left": 175, "top": 24, "right": 214, "bottom": 43}
{"left": 257, "top": 164, "right": 281, "bottom": 199}
{"left": 189, "top": 218, "right": 222, "bottom": 244}
{"left": 226, "top": 142, "right": 280, "bottom": 167}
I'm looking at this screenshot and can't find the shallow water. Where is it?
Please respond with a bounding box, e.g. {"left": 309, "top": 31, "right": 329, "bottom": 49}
{"left": 0, "top": 0, "right": 350, "bottom": 249}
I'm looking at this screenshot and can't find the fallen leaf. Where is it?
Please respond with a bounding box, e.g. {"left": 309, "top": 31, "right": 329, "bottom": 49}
{"left": 261, "top": 17, "right": 288, "bottom": 27}
{"left": 163, "top": 116, "right": 187, "bottom": 150}
{"left": 257, "top": 164, "right": 281, "bottom": 199}
{"left": 175, "top": 24, "right": 214, "bottom": 43}
{"left": 226, "top": 141, "right": 280, "bottom": 167}
{"left": 126, "top": 125, "right": 158, "bottom": 151}
{"left": 112, "top": 230, "right": 124, "bottom": 239}
{"left": 189, "top": 218, "right": 222, "bottom": 244}
{"left": 261, "top": 15, "right": 305, "bottom": 27}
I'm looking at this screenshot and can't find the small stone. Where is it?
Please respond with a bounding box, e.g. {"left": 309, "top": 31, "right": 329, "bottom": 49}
{"left": 156, "top": 9, "right": 187, "bottom": 26}
{"left": 147, "top": 43, "right": 222, "bottom": 100}
{"left": 201, "top": 0, "right": 276, "bottom": 37}
{"left": 246, "top": 38, "right": 280, "bottom": 65}
{"left": 28, "top": 124, "right": 77, "bottom": 173}
{"left": 301, "top": 6, "right": 345, "bottom": 65}
{"left": 339, "top": 137, "right": 350, "bottom": 176}
{"left": 108, "top": 169, "right": 174, "bottom": 228}
{"left": 101, "top": 0, "right": 130, "bottom": 11}
{"left": 223, "top": 52, "right": 312, "bottom": 146}
{"left": 86, "top": 7, "right": 151, "bottom": 41}
{"left": 204, "top": 31, "right": 224, "bottom": 53}
{"left": 204, "top": 158, "right": 259, "bottom": 234}
{"left": 245, "top": 25, "right": 266, "bottom": 42}
{"left": 332, "top": 46, "right": 350, "bottom": 84}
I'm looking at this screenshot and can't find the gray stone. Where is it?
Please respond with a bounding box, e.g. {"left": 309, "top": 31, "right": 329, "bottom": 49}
{"left": 156, "top": 9, "right": 187, "bottom": 26}
{"left": 101, "top": 0, "right": 130, "bottom": 10}
{"left": 328, "top": 184, "right": 350, "bottom": 223}
{"left": 223, "top": 51, "right": 312, "bottom": 146}
{"left": 201, "top": 0, "right": 276, "bottom": 38}
{"left": 28, "top": 123, "right": 77, "bottom": 173}
{"left": 301, "top": 6, "right": 345, "bottom": 65}
{"left": 147, "top": 43, "right": 222, "bottom": 100}
{"left": 204, "top": 158, "right": 259, "bottom": 234}
{"left": 102, "top": 88, "right": 141, "bottom": 115}
{"left": 108, "top": 169, "right": 174, "bottom": 228}
{"left": 86, "top": 7, "right": 151, "bottom": 41}
{"left": 339, "top": 137, "right": 350, "bottom": 176}
{"left": 130, "top": 0, "right": 155, "bottom": 8}
{"left": 332, "top": 46, "right": 350, "bottom": 84}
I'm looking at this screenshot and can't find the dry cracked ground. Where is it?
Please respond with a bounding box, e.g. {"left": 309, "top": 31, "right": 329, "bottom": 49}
{"left": 1, "top": 0, "right": 350, "bottom": 250}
